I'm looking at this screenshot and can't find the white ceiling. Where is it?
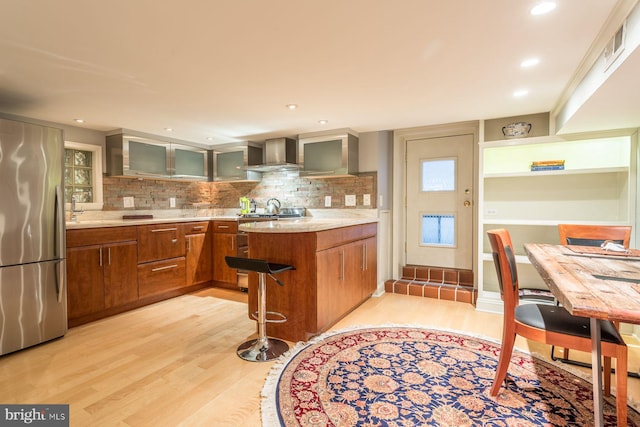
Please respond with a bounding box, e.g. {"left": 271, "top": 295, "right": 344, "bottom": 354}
{"left": 0, "top": 0, "right": 636, "bottom": 145}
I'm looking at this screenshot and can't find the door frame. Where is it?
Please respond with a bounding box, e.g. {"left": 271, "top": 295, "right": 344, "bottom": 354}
{"left": 392, "top": 121, "right": 480, "bottom": 280}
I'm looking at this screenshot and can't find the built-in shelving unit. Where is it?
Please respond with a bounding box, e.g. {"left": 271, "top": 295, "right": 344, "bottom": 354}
{"left": 477, "top": 133, "right": 637, "bottom": 313}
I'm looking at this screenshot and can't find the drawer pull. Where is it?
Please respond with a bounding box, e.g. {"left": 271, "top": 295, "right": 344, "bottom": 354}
{"left": 192, "top": 226, "right": 204, "bottom": 230}
{"left": 151, "top": 264, "right": 178, "bottom": 272}
{"left": 151, "top": 228, "right": 177, "bottom": 233}
{"left": 217, "top": 225, "right": 230, "bottom": 229}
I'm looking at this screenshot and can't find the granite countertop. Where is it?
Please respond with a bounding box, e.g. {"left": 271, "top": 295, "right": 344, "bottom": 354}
{"left": 65, "top": 216, "right": 239, "bottom": 229}
{"left": 239, "top": 217, "right": 378, "bottom": 233}
{"left": 66, "top": 216, "right": 378, "bottom": 232}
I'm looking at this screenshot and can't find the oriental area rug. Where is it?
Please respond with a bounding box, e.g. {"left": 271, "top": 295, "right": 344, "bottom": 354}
{"left": 261, "top": 326, "right": 640, "bottom": 427}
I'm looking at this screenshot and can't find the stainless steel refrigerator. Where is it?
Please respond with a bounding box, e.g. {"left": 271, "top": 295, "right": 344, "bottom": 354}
{"left": 0, "top": 117, "right": 67, "bottom": 356}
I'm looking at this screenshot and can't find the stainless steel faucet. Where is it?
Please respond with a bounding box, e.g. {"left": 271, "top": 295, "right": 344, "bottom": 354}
{"left": 70, "top": 195, "right": 83, "bottom": 222}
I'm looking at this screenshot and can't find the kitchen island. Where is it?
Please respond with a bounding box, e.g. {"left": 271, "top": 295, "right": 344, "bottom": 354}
{"left": 241, "top": 218, "right": 377, "bottom": 342}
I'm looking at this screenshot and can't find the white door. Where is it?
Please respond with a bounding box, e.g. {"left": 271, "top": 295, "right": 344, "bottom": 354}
{"left": 406, "top": 134, "right": 474, "bottom": 269}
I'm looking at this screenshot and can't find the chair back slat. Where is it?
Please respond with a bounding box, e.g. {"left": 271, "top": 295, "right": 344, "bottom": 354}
{"left": 487, "top": 229, "right": 519, "bottom": 314}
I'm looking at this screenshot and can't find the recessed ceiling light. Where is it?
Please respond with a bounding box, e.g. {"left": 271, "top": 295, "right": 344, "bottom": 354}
{"left": 530, "top": 1, "right": 556, "bottom": 15}
{"left": 521, "top": 57, "right": 540, "bottom": 68}
{"left": 74, "top": 118, "right": 84, "bottom": 123}
{"left": 513, "top": 89, "right": 529, "bottom": 97}
{"left": 164, "top": 127, "right": 173, "bottom": 132}
{"left": 318, "top": 120, "right": 328, "bottom": 125}
{"left": 286, "top": 104, "right": 298, "bottom": 110}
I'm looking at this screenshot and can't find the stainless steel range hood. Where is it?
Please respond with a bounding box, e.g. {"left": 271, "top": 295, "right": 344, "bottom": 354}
{"left": 247, "top": 137, "right": 298, "bottom": 172}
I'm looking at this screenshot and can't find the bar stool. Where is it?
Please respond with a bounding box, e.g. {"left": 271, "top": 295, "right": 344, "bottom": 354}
{"left": 225, "top": 256, "right": 295, "bottom": 362}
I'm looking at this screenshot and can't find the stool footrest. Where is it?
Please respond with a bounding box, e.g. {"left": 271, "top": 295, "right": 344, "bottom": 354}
{"left": 251, "top": 310, "right": 287, "bottom": 324}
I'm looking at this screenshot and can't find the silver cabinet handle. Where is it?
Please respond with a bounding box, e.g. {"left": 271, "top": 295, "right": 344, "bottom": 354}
{"left": 232, "top": 236, "right": 235, "bottom": 251}
{"left": 171, "top": 239, "right": 177, "bottom": 244}
{"left": 151, "top": 228, "right": 177, "bottom": 232}
{"left": 151, "top": 264, "right": 178, "bottom": 272}
{"left": 217, "top": 225, "right": 230, "bottom": 229}
{"left": 192, "top": 226, "right": 204, "bottom": 230}
{"left": 340, "top": 250, "right": 344, "bottom": 280}
{"left": 362, "top": 244, "right": 366, "bottom": 271}
{"left": 99, "top": 247, "right": 103, "bottom": 267}
{"left": 108, "top": 247, "right": 111, "bottom": 266}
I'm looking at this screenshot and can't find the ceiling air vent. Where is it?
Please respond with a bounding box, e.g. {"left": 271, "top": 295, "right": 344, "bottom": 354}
{"left": 604, "top": 20, "right": 626, "bottom": 70}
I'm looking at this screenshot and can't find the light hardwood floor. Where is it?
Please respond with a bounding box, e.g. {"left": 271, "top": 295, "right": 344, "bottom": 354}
{"left": 1, "top": 288, "right": 638, "bottom": 426}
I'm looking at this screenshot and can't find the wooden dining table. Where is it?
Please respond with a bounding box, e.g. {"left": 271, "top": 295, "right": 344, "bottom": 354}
{"left": 524, "top": 243, "right": 640, "bottom": 427}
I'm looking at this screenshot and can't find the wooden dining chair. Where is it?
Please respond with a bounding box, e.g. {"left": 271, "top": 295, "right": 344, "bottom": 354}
{"left": 487, "top": 228, "right": 628, "bottom": 427}
{"left": 555, "top": 224, "right": 633, "bottom": 369}
{"left": 558, "top": 224, "right": 631, "bottom": 248}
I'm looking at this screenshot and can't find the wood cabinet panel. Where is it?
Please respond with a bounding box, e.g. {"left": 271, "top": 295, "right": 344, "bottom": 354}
{"left": 104, "top": 241, "right": 138, "bottom": 308}
{"left": 137, "top": 223, "right": 185, "bottom": 263}
{"left": 212, "top": 233, "right": 237, "bottom": 284}
{"left": 67, "top": 226, "right": 137, "bottom": 248}
{"left": 138, "top": 257, "right": 187, "bottom": 299}
{"left": 186, "top": 232, "right": 213, "bottom": 286}
{"left": 67, "top": 244, "right": 104, "bottom": 319}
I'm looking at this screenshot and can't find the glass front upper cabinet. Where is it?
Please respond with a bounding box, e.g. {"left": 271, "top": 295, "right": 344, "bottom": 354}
{"left": 212, "top": 142, "right": 263, "bottom": 182}
{"left": 172, "top": 144, "right": 209, "bottom": 181}
{"left": 298, "top": 131, "right": 359, "bottom": 177}
{"left": 106, "top": 134, "right": 211, "bottom": 181}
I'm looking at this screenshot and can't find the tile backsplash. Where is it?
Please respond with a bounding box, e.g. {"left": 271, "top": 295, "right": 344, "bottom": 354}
{"left": 102, "top": 171, "right": 376, "bottom": 211}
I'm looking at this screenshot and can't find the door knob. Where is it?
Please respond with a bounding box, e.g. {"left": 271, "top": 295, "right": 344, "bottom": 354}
{"left": 464, "top": 200, "right": 471, "bottom": 207}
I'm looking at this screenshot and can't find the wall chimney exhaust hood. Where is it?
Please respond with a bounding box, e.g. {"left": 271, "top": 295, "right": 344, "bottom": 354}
{"left": 247, "top": 137, "right": 298, "bottom": 172}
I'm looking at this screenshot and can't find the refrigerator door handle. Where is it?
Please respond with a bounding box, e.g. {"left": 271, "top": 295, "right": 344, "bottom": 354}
{"left": 55, "top": 185, "right": 66, "bottom": 259}
{"left": 56, "top": 260, "right": 66, "bottom": 304}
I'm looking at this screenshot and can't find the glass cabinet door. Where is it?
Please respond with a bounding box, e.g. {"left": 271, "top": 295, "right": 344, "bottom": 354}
{"left": 173, "top": 145, "right": 209, "bottom": 181}
{"left": 126, "top": 139, "right": 171, "bottom": 178}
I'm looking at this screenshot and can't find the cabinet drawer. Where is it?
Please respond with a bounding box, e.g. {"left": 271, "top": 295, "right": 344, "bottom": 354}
{"left": 184, "top": 221, "right": 210, "bottom": 235}
{"left": 138, "top": 257, "right": 186, "bottom": 298}
{"left": 212, "top": 220, "right": 238, "bottom": 233}
{"left": 67, "top": 226, "right": 137, "bottom": 247}
{"left": 137, "top": 223, "right": 185, "bottom": 263}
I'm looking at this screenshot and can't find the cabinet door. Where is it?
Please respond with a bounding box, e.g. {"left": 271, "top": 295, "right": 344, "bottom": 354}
{"left": 137, "top": 224, "right": 185, "bottom": 263}
{"left": 316, "top": 246, "right": 345, "bottom": 332}
{"left": 104, "top": 241, "right": 138, "bottom": 308}
{"left": 363, "top": 236, "right": 377, "bottom": 298}
{"left": 66, "top": 245, "right": 104, "bottom": 319}
{"left": 186, "top": 232, "right": 213, "bottom": 286}
{"left": 212, "top": 233, "right": 237, "bottom": 284}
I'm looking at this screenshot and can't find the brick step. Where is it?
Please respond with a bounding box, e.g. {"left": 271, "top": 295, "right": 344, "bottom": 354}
{"left": 384, "top": 265, "right": 477, "bottom": 304}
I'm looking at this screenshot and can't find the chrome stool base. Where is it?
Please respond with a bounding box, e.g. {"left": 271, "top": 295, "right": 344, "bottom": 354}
{"left": 237, "top": 337, "right": 289, "bottom": 362}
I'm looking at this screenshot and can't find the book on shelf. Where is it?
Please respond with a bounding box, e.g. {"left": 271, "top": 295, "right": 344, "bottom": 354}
{"left": 530, "top": 164, "right": 565, "bottom": 171}
{"left": 530, "top": 159, "right": 565, "bottom": 171}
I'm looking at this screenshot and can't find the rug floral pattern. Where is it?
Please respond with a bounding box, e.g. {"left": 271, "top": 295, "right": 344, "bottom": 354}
{"left": 269, "top": 327, "right": 640, "bottom": 427}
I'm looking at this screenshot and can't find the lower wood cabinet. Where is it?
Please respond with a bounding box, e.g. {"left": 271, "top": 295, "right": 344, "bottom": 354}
{"left": 186, "top": 230, "right": 213, "bottom": 286}
{"left": 66, "top": 227, "right": 138, "bottom": 326}
{"left": 247, "top": 222, "right": 378, "bottom": 342}
{"left": 66, "top": 220, "right": 214, "bottom": 327}
{"left": 212, "top": 220, "right": 238, "bottom": 287}
{"left": 138, "top": 257, "right": 187, "bottom": 298}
